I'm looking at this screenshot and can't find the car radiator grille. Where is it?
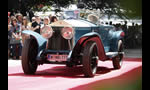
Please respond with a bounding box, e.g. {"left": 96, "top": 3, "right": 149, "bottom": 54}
{"left": 47, "top": 27, "right": 73, "bottom": 50}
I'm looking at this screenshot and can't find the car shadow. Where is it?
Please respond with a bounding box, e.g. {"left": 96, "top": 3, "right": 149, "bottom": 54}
{"left": 96, "top": 66, "right": 115, "bottom": 75}
{"left": 8, "top": 66, "right": 115, "bottom": 78}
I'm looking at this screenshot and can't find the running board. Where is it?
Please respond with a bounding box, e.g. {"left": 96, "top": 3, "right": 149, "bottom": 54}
{"left": 106, "top": 52, "right": 124, "bottom": 58}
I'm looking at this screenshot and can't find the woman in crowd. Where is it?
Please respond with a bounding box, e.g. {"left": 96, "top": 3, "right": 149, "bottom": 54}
{"left": 50, "top": 16, "right": 58, "bottom": 23}
{"left": 40, "top": 17, "right": 50, "bottom": 28}
{"left": 8, "top": 16, "right": 11, "bottom": 58}
{"left": 9, "top": 18, "right": 22, "bottom": 60}
{"left": 21, "top": 16, "right": 31, "bottom": 45}
{"left": 40, "top": 17, "right": 51, "bottom": 38}
{"left": 16, "top": 13, "right": 23, "bottom": 25}
{"left": 21, "top": 16, "right": 30, "bottom": 30}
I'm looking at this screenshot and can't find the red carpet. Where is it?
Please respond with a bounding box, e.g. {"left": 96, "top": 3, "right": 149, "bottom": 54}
{"left": 8, "top": 58, "right": 142, "bottom": 90}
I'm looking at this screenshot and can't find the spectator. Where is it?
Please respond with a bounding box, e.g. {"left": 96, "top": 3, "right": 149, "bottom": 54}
{"left": 21, "top": 16, "right": 31, "bottom": 45}
{"left": 31, "top": 16, "right": 41, "bottom": 34}
{"left": 43, "top": 17, "right": 50, "bottom": 26}
{"left": 50, "top": 16, "right": 58, "bottom": 23}
{"left": 9, "top": 18, "right": 22, "bottom": 60}
{"left": 105, "top": 22, "right": 108, "bottom": 25}
{"left": 48, "top": 14, "right": 52, "bottom": 24}
{"left": 40, "top": 17, "right": 50, "bottom": 35}
{"left": 28, "top": 17, "right": 36, "bottom": 27}
{"left": 16, "top": 13, "right": 23, "bottom": 25}
{"left": 109, "top": 21, "right": 112, "bottom": 25}
{"left": 115, "top": 23, "right": 122, "bottom": 31}
{"left": 9, "top": 15, "right": 16, "bottom": 58}
{"left": 41, "top": 17, "right": 49, "bottom": 28}
{"left": 32, "top": 17, "right": 36, "bottom": 23}
{"left": 126, "top": 22, "right": 137, "bottom": 48}
{"left": 122, "top": 21, "right": 128, "bottom": 32}
{"left": 28, "top": 9, "right": 34, "bottom": 22}
{"left": 8, "top": 16, "right": 11, "bottom": 58}
{"left": 121, "top": 21, "right": 128, "bottom": 48}
{"left": 8, "top": 16, "right": 11, "bottom": 25}
{"left": 21, "top": 16, "right": 31, "bottom": 30}
{"left": 132, "top": 22, "right": 135, "bottom": 27}
{"left": 8, "top": 16, "right": 11, "bottom": 31}
{"left": 10, "top": 16, "right": 15, "bottom": 23}
{"left": 101, "top": 22, "right": 104, "bottom": 25}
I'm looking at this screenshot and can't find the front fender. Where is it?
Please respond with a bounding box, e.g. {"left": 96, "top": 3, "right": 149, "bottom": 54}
{"left": 71, "top": 32, "right": 107, "bottom": 61}
{"left": 22, "top": 30, "right": 47, "bottom": 52}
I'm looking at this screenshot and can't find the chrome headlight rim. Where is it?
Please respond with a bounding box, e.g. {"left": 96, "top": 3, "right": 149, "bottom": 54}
{"left": 41, "top": 25, "right": 54, "bottom": 39}
{"left": 61, "top": 26, "right": 74, "bottom": 40}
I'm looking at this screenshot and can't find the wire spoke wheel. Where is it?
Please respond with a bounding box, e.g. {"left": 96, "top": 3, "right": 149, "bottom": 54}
{"left": 82, "top": 41, "right": 98, "bottom": 77}
{"left": 112, "top": 40, "right": 124, "bottom": 69}
{"left": 21, "top": 38, "right": 38, "bottom": 74}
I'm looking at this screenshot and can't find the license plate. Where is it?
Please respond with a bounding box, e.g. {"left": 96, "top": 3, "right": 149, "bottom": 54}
{"left": 47, "top": 54, "right": 68, "bottom": 61}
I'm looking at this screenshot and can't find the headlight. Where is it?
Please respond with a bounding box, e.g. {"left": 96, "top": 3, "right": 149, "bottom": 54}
{"left": 61, "top": 27, "right": 74, "bottom": 39}
{"left": 41, "top": 25, "right": 53, "bottom": 39}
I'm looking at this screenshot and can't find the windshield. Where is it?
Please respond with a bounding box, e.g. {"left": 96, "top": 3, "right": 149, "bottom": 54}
{"left": 64, "top": 10, "right": 80, "bottom": 19}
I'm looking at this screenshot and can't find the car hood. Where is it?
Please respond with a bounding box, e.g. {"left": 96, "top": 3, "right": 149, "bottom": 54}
{"left": 50, "top": 19, "right": 97, "bottom": 28}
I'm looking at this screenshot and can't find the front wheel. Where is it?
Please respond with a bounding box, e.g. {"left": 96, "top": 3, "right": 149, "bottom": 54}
{"left": 82, "top": 41, "right": 98, "bottom": 77}
{"left": 21, "top": 38, "right": 38, "bottom": 74}
{"left": 112, "top": 40, "right": 124, "bottom": 69}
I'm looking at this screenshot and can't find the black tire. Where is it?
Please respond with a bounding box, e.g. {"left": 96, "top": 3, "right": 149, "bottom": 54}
{"left": 21, "top": 38, "right": 38, "bottom": 74}
{"left": 82, "top": 41, "right": 98, "bottom": 77}
{"left": 112, "top": 40, "right": 124, "bottom": 69}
